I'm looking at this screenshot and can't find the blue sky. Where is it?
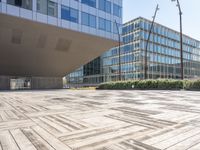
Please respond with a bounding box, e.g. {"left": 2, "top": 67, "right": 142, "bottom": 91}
{"left": 123, "top": 0, "right": 200, "bottom": 40}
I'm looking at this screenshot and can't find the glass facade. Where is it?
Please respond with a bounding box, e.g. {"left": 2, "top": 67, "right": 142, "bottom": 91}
{"left": 7, "top": 0, "right": 32, "bottom": 10}
{"left": 2, "top": 0, "right": 122, "bottom": 41}
{"left": 99, "top": 0, "right": 111, "bottom": 13}
{"left": 47, "top": 0, "right": 57, "bottom": 17}
{"left": 66, "top": 17, "right": 200, "bottom": 86}
{"left": 81, "top": 12, "right": 96, "bottom": 28}
{"left": 113, "top": 3, "right": 122, "bottom": 17}
{"left": 66, "top": 57, "right": 103, "bottom": 87}
{"left": 37, "top": 0, "right": 47, "bottom": 15}
{"left": 37, "top": 0, "right": 57, "bottom": 17}
{"left": 99, "top": 17, "right": 111, "bottom": 32}
{"left": 103, "top": 17, "right": 200, "bottom": 81}
{"left": 10, "top": 77, "right": 31, "bottom": 90}
{"left": 81, "top": 0, "right": 96, "bottom": 8}
{"left": 61, "top": 5, "right": 79, "bottom": 23}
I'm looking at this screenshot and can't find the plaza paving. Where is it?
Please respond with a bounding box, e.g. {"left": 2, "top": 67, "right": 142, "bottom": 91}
{"left": 0, "top": 90, "right": 200, "bottom": 150}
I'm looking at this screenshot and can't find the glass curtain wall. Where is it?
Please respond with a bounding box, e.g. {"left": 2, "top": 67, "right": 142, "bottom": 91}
{"left": 37, "top": 0, "right": 57, "bottom": 17}
{"left": 7, "top": 0, "right": 32, "bottom": 10}
{"left": 102, "top": 17, "right": 200, "bottom": 81}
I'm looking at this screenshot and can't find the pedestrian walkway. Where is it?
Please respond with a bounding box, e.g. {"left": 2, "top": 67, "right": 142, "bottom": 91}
{"left": 0, "top": 90, "right": 200, "bottom": 150}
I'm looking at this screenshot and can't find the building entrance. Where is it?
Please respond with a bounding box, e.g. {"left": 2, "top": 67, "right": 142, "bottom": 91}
{"left": 10, "top": 77, "right": 31, "bottom": 90}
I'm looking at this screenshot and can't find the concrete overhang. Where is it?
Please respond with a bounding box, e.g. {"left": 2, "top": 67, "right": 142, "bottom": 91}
{"left": 0, "top": 13, "right": 118, "bottom": 77}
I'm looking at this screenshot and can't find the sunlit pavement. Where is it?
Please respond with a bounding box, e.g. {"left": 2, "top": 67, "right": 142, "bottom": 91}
{"left": 0, "top": 90, "right": 200, "bottom": 150}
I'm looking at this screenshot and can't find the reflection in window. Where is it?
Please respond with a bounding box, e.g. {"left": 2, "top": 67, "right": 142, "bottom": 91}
{"left": 81, "top": 12, "right": 96, "bottom": 28}
{"left": 113, "top": 22, "right": 122, "bottom": 34}
{"left": 37, "top": 0, "right": 57, "bottom": 17}
{"left": 37, "top": 0, "right": 47, "bottom": 14}
{"left": 113, "top": 3, "right": 122, "bottom": 17}
{"left": 48, "top": 1, "right": 57, "bottom": 17}
{"left": 99, "top": 17, "right": 111, "bottom": 32}
{"left": 81, "top": 0, "right": 96, "bottom": 8}
{"left": 61, "top": 5, "right": 79, "bottom": 23}
{"left": 7, "top": 0, "right": 32, "bottom": 10}
{"left": 99, "top": 0, "right": 111, "bottom": 13}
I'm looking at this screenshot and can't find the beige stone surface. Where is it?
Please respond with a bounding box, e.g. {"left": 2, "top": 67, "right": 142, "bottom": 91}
{"left": 0, "top": 90, "right": 200, "bottom": 150}
{"left": 0, "top": 13, "right": 117, "bottom": 77}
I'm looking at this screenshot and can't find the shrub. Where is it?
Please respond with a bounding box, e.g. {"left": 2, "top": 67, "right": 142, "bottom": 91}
{"left": 97, "top": 79, "right": 200, "bottom": 90}
{"left": 184, "top": 80, "right": 200, "bottom": 90}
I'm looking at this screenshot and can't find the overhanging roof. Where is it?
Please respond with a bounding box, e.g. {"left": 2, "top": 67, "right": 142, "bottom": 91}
{"left": 0, "top": 13, "right": 118, "bottom": 77}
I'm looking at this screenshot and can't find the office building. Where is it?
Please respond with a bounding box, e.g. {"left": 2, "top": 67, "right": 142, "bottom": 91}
{"left": 67, "top": 17, "right": 200, "bottom": 87}
{"left": 0, "top": 0, "right": 122, "bottom": 89}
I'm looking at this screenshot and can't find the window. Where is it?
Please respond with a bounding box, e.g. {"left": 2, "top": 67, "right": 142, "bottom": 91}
{"left": 22, "top": 0, "right": 32, "bottom": 9}
{"left": 113, "top": 22, "right": 121, "bottom": 34}
{"left": 37, "top": 0, "right": 47, "bottom": 14}
{"left": 48, "top": 1, "right": 57, "bottom": 17}
{"left": 113, "top": 3, "right": 122, "bottom": 17}
{"left": 99, "top": 17, "right": 111, "bottom": 32}
{"left": 81, "top": 12, "right": 96, "bottom": 28}
{"left": 37, "top": 0, "right": 57, "bottom": 17}
{"left": 81, "top": 0, "right": 96, "bottom": 8}
{"left": 61, "top": 5, "right": 79, "bottom": 23}
{"left": 7, "top": 0, "right": 32, "bottom": 10}
{"left": 99, "top": 0, "right": 111, "bottom": 13}
{"left": 7, "top": 0, "right": 22, "bottom": 7}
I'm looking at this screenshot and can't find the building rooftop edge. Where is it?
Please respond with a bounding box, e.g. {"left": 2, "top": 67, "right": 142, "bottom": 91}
{"left": 123, "top": 16, "right": 200, "bottom": 43}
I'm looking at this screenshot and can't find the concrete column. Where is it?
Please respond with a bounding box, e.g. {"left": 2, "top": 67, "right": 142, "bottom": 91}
{"left": 31, "top": 77, "right": 63, "bottom": 89}
{"left": 0, "top": 76, "right": 10, "bottom": 90}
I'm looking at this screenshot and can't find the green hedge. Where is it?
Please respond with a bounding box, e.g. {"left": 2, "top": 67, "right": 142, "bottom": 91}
{"left": 98, "top": 79, "right": 200, "bottom": 90}
{"left": 184, "top": 80, "right": 200, "bottom": 90}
